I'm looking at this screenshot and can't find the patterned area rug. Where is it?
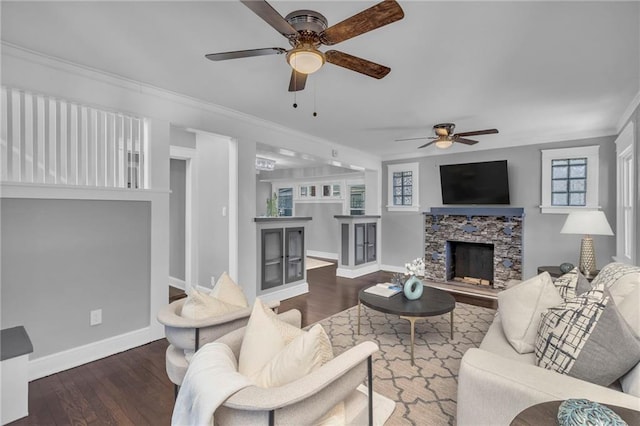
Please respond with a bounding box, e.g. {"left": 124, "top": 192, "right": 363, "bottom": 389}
{"left": 314, "top": 302, "right": 496, "bottom": 425}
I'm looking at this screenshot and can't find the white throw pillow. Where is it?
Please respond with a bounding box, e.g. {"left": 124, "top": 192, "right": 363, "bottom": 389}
{"left": 210, "top": 271, "right": 249, "bottom": 308}
{"left": 180, "top": 289, "right": 244, "bottom": 320}
{"left": 238, "top": 298, "right": 303, "bottom": 378}
{"left": 251, "top": 324, "right": 334, "bottom": 388}
{"left": 498, "top": 272, "right": 563, "bottom": 354}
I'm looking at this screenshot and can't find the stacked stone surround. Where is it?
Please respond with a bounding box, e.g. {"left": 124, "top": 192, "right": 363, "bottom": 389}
{"left": 423, "top": 207, "right": 524, "bottom": 290}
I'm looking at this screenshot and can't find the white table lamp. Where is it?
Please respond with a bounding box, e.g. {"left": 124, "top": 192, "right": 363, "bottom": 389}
{"left": 560, "top": 210, "right": 614, "bottom": 278}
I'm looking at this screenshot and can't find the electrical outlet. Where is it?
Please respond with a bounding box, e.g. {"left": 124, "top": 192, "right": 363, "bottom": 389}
{"left": 90, "top": 309, "right": 102, "bottom": 326}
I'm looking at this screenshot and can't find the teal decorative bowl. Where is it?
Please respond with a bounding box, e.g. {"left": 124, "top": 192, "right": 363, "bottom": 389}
{"left": 557, "top": 399, "right": 627, "bottom": 426}
{"left": 559, "top": 262, "right": 574, "bottom": 273}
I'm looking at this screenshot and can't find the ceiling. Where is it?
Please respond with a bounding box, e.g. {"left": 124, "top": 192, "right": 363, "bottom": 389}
{"left": 2, "top": 1, "right": 639, "bottom": 165}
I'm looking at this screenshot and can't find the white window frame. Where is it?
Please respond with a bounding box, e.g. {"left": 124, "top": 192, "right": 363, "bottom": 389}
{"left": 540, "top": 145, "right": 599, "bottom": 214}
{"left": 386, "top": 162, "right": 420, "bottom": 212}
{"left": 615, "top": 122, "right": 635, "bottom": 264}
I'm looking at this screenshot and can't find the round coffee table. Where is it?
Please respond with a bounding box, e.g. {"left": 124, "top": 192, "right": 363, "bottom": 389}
{"left": 510, "top": 400, "right": 640, "bottom": 425}
{"left": 358, "top": 285, "right": 456, "bottom": 365}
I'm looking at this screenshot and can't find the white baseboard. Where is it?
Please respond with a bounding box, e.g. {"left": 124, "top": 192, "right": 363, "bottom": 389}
{"left": 336, "top": 264, "right": 380, "bottom": 279}
{"left": 306, "top": 250, "right": 338, "bottom": 260}
{"left": 379, "top": 264, "right": 406, "bottom": 274}
{"left": 28, "top": 327, "right": 155, "bottom": 381}
{"left": 169, "top": 276, "right": 186, "bottom": 290}
{"left": 258, "top": 282, "right": 309, "bottom": 303}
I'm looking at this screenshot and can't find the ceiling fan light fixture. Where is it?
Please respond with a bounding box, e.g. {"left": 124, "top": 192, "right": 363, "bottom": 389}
{"left": 435, "top": 139, "right": 453, "bottom": 149}
{"left": 287, "top": 47, "right": 325, "bottom": 74}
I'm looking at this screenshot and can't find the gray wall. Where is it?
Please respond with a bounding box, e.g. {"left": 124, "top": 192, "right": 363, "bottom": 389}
{"left": 1, "top": 199, "right": 151, "bottom": 359}
{"left": 381, "top": 135, "right": 617, "bottom": 278}
{"left": 294, "top": 202, "right": 343, "bottom": 255}
{"left": 256, "top": 178, "right": 272, "bottom": 217}
{"left": 169, "top": 159, "right": 186, "bottom": 280}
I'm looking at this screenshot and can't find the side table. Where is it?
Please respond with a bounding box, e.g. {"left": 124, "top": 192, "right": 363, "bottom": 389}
{"left": 537, "top": 265, "right": 599, "bottom": 282}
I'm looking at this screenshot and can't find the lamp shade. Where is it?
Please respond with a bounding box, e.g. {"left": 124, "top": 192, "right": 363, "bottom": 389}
{"left": 560, "top": 210, "right": 614, "bottom": 236}
{"left": 435, "top": 139, "right": 453, "bottom": 149}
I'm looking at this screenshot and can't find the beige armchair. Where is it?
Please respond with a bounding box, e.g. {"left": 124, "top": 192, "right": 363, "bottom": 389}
{"left": 209, "top": 311, "right": 394, "bottom": 426}
{"left": 157, "top": 297, "right": 280, "bottom": 396}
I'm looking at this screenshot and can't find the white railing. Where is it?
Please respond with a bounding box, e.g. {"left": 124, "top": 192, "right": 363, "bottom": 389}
{"left": 1, "top": 87, "right": 147, "bottom": 189}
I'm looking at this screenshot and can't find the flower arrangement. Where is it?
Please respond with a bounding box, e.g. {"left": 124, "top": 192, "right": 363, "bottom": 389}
{"left": 405, "top": 257, "right": 425, "bottom": 277}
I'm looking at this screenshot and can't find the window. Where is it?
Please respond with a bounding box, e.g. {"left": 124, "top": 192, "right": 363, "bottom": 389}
{"left": 387, "top": 162, "right": 419, "bottom": 212}
{"left": 615, "top": 122, "right": 635, "bottom": 264}
{"left": 278, "top": 187, "right": 293, "bottom": 217}
{"left": 540, "top": 146, "right": 599, "bottom": 214}
{"left": 551, "top": 158, "right": 587, "bottom": 206}
{"left": 349, "top": 184, "right": 365, "bottom": 215}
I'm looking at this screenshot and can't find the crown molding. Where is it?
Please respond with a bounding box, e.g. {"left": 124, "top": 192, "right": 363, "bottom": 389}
{"left": 617, "top": 89, "right": 640, "bottom": 133}
{"left": 1, "top": 42, "right": 382, "bottom": 165}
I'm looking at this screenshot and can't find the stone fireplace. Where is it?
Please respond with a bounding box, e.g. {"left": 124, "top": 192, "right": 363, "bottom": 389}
{"left": 424, "top": 207, "right": 524, "bottom": 289}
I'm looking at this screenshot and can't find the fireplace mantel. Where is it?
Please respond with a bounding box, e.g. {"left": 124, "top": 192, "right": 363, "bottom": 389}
{"left": 425, "top": 207, "right": 524, "bottom": 218}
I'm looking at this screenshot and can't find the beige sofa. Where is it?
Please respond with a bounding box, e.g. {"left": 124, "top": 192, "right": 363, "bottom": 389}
{"left": 457, "top": 263, "right": 640, "bottom": 425}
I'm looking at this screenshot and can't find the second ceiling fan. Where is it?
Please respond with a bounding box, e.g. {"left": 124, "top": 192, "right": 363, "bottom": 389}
{"left": 205, "top": 0, "right": 405, "bottom": 92}
{"left": 397, "top": 123, "right": 499, "bottom": 149}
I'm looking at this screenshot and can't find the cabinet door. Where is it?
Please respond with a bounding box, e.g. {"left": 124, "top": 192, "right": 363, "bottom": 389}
{"left": 366, "top": 223, "right": 377, "bottom": 262}
{"left": 354, "top": 223, "right": 366, "bottom": 265}
{"left": 261, "top": 228, "right": 283, "bottom": 290}
{"left": 285, "top": 227, "right": 304, "bottom": 283}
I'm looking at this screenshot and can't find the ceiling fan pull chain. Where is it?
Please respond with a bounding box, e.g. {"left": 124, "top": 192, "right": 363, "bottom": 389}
{"left": 313, "top": 79, "right": 318, "bottom": 117}
{"left": 293, "top": 69, "right": 298, "bottom": 108}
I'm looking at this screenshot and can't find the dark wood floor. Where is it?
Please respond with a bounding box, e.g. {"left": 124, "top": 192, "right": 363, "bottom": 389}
{"left": 13, "top": 263, "right": 493, "bottom": 425}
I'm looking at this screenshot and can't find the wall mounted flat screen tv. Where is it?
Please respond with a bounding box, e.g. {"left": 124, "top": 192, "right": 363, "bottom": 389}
{"left": 440, "top": 160, "right": 510, "bottom": 204}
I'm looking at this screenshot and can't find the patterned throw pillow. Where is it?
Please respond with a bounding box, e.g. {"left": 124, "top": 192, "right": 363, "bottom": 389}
{"left": 535, "top": 288, "right": 640, "bottom": 386}
{"left": 553, "top": 267, "right": 592, "bottom": 300}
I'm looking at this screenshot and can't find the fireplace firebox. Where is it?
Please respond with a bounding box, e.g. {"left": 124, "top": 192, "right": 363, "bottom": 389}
{"left": 446, "top": 241, "right": 494, "bottom": 285}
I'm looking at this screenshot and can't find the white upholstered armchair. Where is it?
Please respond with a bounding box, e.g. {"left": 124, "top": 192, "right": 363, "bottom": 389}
{"left": 157, "top": 297, "right": 280, "bottom": 396}
{"left": 206, "top": 310, "right": 392, "bottom": 426}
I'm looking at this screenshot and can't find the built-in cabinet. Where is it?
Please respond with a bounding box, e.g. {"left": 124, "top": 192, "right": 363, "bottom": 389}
{"left": 335, "top": 215, "right": 381, "bottom": 278}
{"left": 255, "top": 217, "right": 311, "bottom": 301}
{"left": 354, "top": 222, "right": 376, "bottom": 265}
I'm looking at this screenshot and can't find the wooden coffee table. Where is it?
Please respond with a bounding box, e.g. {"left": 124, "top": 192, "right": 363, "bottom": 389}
{"left": 510, "top": 400, "right": 640, "bottom": 425}
{"left": 358, "top": 286, "right": 456, "bottom": 365}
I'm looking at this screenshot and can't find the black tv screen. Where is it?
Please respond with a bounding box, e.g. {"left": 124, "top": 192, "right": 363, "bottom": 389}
{"left": 439, "top": 160, "right": 510, "bottom": 205}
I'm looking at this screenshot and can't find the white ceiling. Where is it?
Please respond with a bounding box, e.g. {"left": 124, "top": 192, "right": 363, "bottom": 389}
{"left": 2, "top": 1, "right": 639, "bottom": 164}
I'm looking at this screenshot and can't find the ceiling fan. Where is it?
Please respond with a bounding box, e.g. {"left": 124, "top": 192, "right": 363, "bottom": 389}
{"left": 396, "top": 123, "right": 499, "bottom": 149}
{"left": 205, "top": 0, "right": 405, "bottom": 92}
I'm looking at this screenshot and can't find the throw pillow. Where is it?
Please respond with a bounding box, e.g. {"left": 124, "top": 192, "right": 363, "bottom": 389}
{"left": 618, "top": 285, "right": 640, "bottom": 397}
{"left": 535, "top": 288, "right": 640, "bottom": 386}
{"left": 180, "top": 289, "right": 244, "bottom": 320}
{"left": 251, "top": 323, "right": 334, "bottom": 388}
{"left": 591, "top": 262, "right": 640, "bottom": 293}
{"left": 238, "top": 298, "right": 303, "bottom": 379}
{"left": 498, "top": 272, "right": 564, "bottom": 354}
{"left": 553, "top": 267, "right": 592, "bottom": 300}
{"left": 210, "top": 271, "right": 249, "bottom": 308}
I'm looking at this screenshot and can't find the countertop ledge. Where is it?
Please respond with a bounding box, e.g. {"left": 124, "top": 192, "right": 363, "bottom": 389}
{"left": 254, "top": 217, "right": 312, "bottom": 222}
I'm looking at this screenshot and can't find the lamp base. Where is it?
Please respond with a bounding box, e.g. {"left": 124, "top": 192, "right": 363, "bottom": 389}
{"left": 579, "top": 236, "right": 597, "bottom": 278}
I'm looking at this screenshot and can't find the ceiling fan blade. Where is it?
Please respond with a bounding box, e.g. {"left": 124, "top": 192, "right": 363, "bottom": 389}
{"left": 395, "top": 136, "right": 429, "bottom": 142}
{"left": 455, "top": 138, "right": 479, "bottom": 145}
{"left": 320, "top": 0, "right": 405, "bottom": 46}
{"left": 454, "top": 128, "right": 499, "bottom": 137}
{"left": 205, "top": 47, "right": 286, "bottom": 61}
{"left": 240, "top": 0, "right": 298, "bottom": 38}
{"left": 418, "top": 141, "right": 436, "bottom": 149}
{"left": 325, "top": 50, "right": 390, "bottom": 79}
{"left": 288, "top": 70, "right": 307, "bottom": 92}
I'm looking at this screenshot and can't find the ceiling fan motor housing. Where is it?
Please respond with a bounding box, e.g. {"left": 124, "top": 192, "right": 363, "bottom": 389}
{"left": 285, "top": 10, "right": 328, "bottom": 36}
{"left": 433, "top": 123, "right": 455, "bottom": 137}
